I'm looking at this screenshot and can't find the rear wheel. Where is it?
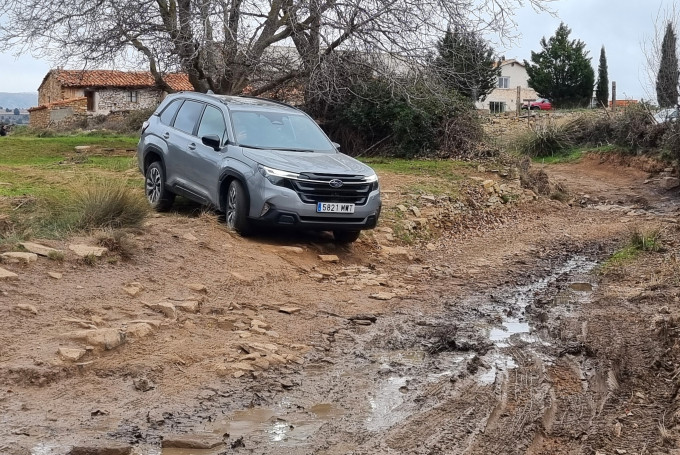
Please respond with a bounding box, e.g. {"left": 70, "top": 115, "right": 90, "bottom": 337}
{"left": 145, "top": 161, "right": 175, "bottom": 211}
{"left": 333, "top": 230, "right": 361, "bottom": 244}
{"left": 225, "top": 180, "right": 251, "bottom": 235}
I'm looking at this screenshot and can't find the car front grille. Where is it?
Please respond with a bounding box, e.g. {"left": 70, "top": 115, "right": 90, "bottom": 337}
{"left": 288, "top": 173, "right": 373, "bottom": 205}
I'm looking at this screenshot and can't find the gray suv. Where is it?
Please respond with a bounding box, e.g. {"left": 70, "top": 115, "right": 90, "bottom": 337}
{"left": 137, "top": 92, "right": 381, "bottom": 243}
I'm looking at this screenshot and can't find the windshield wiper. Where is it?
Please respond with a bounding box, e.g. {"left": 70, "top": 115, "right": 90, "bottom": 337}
{"left": 240, "top": 144, "right": 316, "bottom": 152}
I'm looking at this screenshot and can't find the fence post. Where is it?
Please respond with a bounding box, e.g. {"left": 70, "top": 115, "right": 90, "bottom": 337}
{"left": 516, "top": 86, "right": 521, "bottom": 116}
{"left": 611, "top": 81, "right": 617, "bottom": 112}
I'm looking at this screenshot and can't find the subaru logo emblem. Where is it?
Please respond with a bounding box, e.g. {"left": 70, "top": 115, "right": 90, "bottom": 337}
{"left": 329, "top": 179, "right": 344, "bottom": 188}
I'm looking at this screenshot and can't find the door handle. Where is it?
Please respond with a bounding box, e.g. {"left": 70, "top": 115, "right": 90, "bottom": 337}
{"left": 188, "top": 143, "right": 196, "bottom": 150}
{"left": 162, "top": 132, "right": 170, "bottom": 139}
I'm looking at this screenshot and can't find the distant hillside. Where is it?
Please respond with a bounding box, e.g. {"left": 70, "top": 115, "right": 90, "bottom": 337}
{"left": 0, "top": 92, "right": 38, "bottom": 109}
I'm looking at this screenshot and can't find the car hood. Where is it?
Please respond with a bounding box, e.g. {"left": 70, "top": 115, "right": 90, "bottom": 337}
{"left": 242, "top": 148, "right": 374, "bottom": 176}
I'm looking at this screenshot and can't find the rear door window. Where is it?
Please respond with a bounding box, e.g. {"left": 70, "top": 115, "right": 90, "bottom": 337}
{"left": 159, "top": 99, "right": 182, "bottom": 125}
{"left": 173, "top": 100, "right": 204, "bottom": 135}
{"left": 197, "top": 105, "right": 228, "bottom": 143}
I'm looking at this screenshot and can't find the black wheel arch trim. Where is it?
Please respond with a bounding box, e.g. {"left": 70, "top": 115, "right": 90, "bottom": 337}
{"left": 143, "top": 146, "right": 167, "bottom": 174}
{"left": 219, "top": 169, "right": 251, "bottom": 213}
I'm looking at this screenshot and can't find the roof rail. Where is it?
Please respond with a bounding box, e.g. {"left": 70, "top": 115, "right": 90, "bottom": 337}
{"left": 237, "top": 95, "right": 300, "bottom": 111}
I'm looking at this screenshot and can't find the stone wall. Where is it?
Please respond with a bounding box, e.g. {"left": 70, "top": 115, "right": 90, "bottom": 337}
{"left": 38, "top": 73, "right": 64, "bottom": 106}
{"left": 95, "top": 88, "right": 162, "bottom": 114}
{"left": 28, "top": 97, "right": 88, "bottom": 129}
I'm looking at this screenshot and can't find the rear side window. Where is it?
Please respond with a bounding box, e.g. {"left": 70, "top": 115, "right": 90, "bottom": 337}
{"left": 159, "top": 99, "right": 181, "bottom": 125}
{"left": 197, "top": 105, "right": 228, "bottom": 143}
{"left": 173, "top": 100, "right": 204, "bottom": 135}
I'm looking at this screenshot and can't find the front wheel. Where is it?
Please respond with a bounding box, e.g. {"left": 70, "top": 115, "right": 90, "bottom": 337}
{"left": 225, "top": 180, "right": 251, "bottom": 235}
{"left": 145, "top": 161, "right": 175, "bottom": 211}
{"left": 333, "top": 230, "right": 361, "bottom": 244}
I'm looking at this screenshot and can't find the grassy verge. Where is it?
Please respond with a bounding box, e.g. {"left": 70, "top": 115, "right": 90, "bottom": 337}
{"left": 0, "top": 133, "right": 145, "bottom": 245}
{"left": 360, "top": 158, "right": 474, "bottom": 180}
{"left": 600, "top": 227, "right": 664, "bottom": 273}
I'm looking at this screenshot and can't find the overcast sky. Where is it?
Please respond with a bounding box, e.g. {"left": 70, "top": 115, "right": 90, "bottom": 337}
{"left": 0, "top": 0, "right": 671, "bottom": 100}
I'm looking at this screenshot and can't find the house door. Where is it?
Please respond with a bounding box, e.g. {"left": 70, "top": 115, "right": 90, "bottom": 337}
{"left": 85, "top": 91, "right": 95, "bottom": 112}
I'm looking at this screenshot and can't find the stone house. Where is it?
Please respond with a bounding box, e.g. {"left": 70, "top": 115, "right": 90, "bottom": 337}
{"left": 29, "top": 70, "right": 192, "bottom": 128}
{"left": 476, "top": 59, "right": 538, "bottom": 113}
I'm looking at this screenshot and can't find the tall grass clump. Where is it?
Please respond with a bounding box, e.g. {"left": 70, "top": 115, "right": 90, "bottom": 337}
{"left": 516, "top": 120, "right": 571, "bottom": 157}
{"left": 76, "top": 182, "right": 149, "bottom": 230}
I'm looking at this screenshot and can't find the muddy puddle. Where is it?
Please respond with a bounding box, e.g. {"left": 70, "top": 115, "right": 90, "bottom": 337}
{"left": 28, "top": 256, "right": 601, "bottom": 453}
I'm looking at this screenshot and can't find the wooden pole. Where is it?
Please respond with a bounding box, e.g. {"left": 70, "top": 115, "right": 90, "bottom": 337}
{"left": 516, "top": 86, "right": 521, "bottom": 116}
{"left": 611, "top": 81, "right": 617, "bottom": 112}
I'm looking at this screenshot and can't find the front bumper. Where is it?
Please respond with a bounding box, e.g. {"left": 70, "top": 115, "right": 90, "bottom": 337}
{"left": 251, "top": 205, "right": 381, "bottom": 231}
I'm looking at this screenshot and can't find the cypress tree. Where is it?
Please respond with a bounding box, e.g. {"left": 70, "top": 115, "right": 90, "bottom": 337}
{"left": 524, "top": 23, "right": 595, "bottom": 108}
{"left": 595, "top": 46, "right": 609, "bottom": 108}
{"left": 656, "top": 22, "right": 679, "bottom": 108}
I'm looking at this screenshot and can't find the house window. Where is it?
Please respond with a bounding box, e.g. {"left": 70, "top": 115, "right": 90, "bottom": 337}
{"left": 498, "top": 77, "right": 510, "bottom": 89}
{"left": 489, "top": 101, "right": 506, "bottom": 113}
{"left": 127, "top": 91, "right": 139, "bottom": 103}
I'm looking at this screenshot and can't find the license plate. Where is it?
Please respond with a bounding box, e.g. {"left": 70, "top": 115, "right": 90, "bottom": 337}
{"left": 317, "top": 202, "right": 355, "bottom": 213}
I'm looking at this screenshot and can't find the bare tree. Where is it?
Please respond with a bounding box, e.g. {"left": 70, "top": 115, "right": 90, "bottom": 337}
{"left": 0, "top": 0, "right": 552, "bottom": 100}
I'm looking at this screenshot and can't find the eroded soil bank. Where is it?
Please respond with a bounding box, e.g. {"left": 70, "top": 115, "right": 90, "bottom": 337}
{"left": 1, "top": 156, "right": 679, "bottom": 454}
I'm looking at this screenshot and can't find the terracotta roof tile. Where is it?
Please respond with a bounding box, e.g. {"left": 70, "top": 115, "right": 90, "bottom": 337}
{"left": 51, "top": 70, "right": 193, "bottom": 91}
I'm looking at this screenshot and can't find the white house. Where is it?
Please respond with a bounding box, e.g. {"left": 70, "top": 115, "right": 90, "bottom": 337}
{"left": 476, "top": 59, "right": 538, "bottom": 113}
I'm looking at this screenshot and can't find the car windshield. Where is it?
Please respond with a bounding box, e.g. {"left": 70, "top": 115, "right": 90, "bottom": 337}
{"left": 231, "top": 110, "right": 334, "bottom": 152}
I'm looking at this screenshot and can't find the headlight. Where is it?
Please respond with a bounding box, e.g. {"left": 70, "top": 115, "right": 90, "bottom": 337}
{"left": 364, "top": 173, "right": 379, "bottom": 183}
{"left": 258, "top": 165, "right": 300, "bottom": 185}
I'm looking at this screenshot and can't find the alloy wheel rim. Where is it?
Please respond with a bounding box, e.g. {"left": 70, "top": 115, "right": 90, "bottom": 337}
{"left": 146, "top": 167, "right": 161, "bottom": 203}
{"left": 226, "top": 185, "right": 237, "bottom": 227}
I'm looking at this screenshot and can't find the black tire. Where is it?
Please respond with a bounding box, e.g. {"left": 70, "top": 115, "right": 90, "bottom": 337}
{"left": 530, "top": 106, "right": 540, "bottom": 111}
{"left": 225, "top": 180, "right": 251, "bottom": 235}
{"left": 333, "top": 230, "right": 361, "bottom": 244}
{"left": 145, "top": 161, "right": 175, "bottom": 211}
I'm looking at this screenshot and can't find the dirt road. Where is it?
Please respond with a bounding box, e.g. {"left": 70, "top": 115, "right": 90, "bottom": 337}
{"left": 1, "top": 156, "right": 679, "bottom": 454}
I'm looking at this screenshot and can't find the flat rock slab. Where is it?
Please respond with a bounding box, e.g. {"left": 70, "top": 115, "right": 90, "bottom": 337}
{"left": 1, "top": 252, "right": 38, "bottom": 263}
{"left": 123, "top": 283, "right": 143, "bottom": 297}
{"left": 318, "top": 254, "right": 340, "bottom": 263}
{"left": 176, "top": 300, "right": 200, "bottom": 313}
{"left": 0, "top": 267, "right": 18, "bottom": 280}
{"left": 16, "top": 304, "right": 38, "bottom": 315}
{"left": 68, "top": 444, "right": 132, "bottom": 455}
{"left": 20, "top": 242, "right": 62, "bottom": 257}
{"left": 64, "top": 328, "right": 126, "bottom": 350}
{"left": 48, "top": 271, "right": 63, "bottom": 279}
{"left": 279, "top": 306, "right": 301, "bottom": 314}
{"left": 58, "top": 347, "right": 87, "bottom": 362}
{"left": 186, "top": 283, "right": 208, "bottom": 293}
{"left": 370, "top": 292, "right": 396, "bottom": 301}
{"left": 161, "top": 434, "right": 225, "bottom": 449}
{"left": 69, "top": 244, "right": 108, "bottom": 257}
{"left": 280, "top": 246, "right": 304, "bottom": 254}
{"left": 144, "top": 301, "right": 177, "bottom": 319}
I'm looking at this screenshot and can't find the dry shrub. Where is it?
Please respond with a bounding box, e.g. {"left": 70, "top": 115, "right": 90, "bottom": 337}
{"left": 520, "top": 168, "right": 551, "bottom": 195}
{"left": 96, "top": 229, "right": 137, "bottom": 260}
{"left": 76, "top": 182, "right": 149, "bottom": 230}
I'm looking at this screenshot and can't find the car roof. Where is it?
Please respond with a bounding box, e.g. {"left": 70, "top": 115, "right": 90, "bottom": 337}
{"left": 170, "top": 91, "right": 300, "bottom": 113}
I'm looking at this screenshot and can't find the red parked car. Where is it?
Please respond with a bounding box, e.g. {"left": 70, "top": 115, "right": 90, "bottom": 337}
{"left": 521, "top": 98, "right": 552, "bottom": 110}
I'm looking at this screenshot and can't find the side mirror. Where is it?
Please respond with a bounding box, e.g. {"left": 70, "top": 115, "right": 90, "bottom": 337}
{"left": 332, "top": 142, "right": 341, "bottom": 149}
{"left": 202, "top": 135, "right": 222, "bottom": 151}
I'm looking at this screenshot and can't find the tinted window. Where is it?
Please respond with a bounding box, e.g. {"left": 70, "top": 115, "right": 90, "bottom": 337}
{"left": 197, "top": 105, "right": 227, "bottom": 143}
{"left": 159, "top": 99, "right": 181, "bottom": 125}
{"left": 173, "top": 100, "right": 204, "bottom": 134}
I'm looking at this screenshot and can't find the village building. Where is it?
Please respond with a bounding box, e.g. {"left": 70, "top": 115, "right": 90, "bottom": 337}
{"left": 29, "top": 70, "right": 192, "bottom": 128}
{"left": 476, "top": 59, "right": 539, "bottom": 113}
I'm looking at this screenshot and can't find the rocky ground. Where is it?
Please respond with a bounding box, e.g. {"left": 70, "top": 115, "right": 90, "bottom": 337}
{"left": 0, "top": 155, "right": 679, "bottom": 455}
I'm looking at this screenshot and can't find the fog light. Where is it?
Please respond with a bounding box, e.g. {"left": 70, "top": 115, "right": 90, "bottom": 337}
{"left": 260, "top": 202, "right": 271, "bottom": 217}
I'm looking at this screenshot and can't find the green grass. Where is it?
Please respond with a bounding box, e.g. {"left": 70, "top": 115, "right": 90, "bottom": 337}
{"left": 360, "top": 158, "right": 471, "bottom": 180}
{"left": 0, "top": 132, "right": 145, "bottom": 243}
{"left": 599, "top": 227, "right": 663, "bottom": 273}
{"left": 532, "top": 148, "right": 584, "bottom": 164}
